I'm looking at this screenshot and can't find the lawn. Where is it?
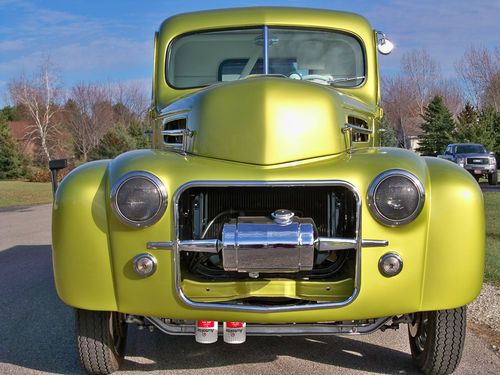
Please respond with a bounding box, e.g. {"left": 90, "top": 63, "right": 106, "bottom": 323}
{"left": 484, "top": 192, "right": 500, "bottom": 285}
{"left": 0, "top": 181, "right": 52, "bottom": 208}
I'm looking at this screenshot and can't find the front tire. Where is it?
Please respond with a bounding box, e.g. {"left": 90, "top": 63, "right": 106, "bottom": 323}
{"left": 75, "top": 309, "right": 128, "bottom": 374}
{"left": 488, "top": 170, "right": 498, "bottom": 185}
{"left": 408, "top": 307, "right": 466, "bottom": 375}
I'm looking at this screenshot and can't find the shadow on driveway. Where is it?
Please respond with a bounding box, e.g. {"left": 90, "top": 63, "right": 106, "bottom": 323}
{"left": 0, "top": 244, "right": 418, "bottom": 374}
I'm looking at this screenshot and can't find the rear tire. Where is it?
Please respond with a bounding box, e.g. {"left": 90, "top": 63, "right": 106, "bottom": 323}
{"left": 408, "top": 307, "right": 466, "bottom": 375}
{"left": 75, "top": 309, "right": 128, "bottom": 374}
{"left": 488, "top": 170, "right": 498, "bottom": 185}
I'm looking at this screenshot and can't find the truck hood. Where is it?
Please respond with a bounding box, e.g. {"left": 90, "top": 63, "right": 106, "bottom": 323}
{"left": 160, "top": 77, "right": 375, "bottom": 165}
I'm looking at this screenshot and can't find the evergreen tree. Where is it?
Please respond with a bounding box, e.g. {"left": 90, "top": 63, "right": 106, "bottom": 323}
{"left": 0, "top": 114, "right": 29, "bottom": 179}
{"left": 89, "top": 124, "right": 136, "bottom": 160}
{"left": 491, "top": 109, "right": 500, "bottom": 165}
{"left": 454, "top": 103, "right": 478, "bottom": 143}
{"left": 379, "top": 117, "right": 398, "bottom": 147}
{"left": 475, "top": 106, "right": 497, "bottom": 151}
{"left": 416, "top": 96, "right": 455, "bottom": 156}
{"left": 127, "top": 120, "right": 151, "bottom": 149}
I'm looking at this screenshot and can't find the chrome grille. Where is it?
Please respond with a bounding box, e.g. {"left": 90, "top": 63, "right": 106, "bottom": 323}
{"left": 467, "top": 157, "right": 489, "bottom": 165}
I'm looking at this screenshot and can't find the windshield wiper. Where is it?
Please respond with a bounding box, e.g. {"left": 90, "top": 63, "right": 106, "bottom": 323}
{"left": 329, "top": 76, "right": 366, "bottom": 86}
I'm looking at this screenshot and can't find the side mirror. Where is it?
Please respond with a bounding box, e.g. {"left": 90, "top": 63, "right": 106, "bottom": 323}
{"left": 376, "top": 31, "right": 394, "bottom": 55}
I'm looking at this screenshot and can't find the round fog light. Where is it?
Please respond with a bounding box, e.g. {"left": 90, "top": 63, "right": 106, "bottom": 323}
{"left": 378, "top": 253, "right": 403, "bottom": 277}
{"left": 133, "top": 254, "right": 157, "bottom": 277}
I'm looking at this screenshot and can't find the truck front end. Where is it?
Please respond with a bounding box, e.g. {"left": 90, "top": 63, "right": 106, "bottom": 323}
{"left": 52, "top": 7, "right": 484, "bottom": 375}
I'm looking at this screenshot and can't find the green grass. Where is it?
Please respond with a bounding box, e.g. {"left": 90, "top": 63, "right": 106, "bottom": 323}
{"left": 484, "top": 192, "right": 500, "bottom": 285}
{"left": 0, "top": 181, "right": 52, "bottom": 208}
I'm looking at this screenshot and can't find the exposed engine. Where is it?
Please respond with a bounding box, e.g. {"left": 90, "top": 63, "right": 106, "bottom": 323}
{"left": 177, "top": 185, "right": 358, "bottom": 285}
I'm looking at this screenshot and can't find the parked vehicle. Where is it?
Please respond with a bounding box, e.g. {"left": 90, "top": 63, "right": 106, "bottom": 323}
{"left": 51, "top": 7, "right": 484, "bottom": 375}
{"left": 438, "top": 143, "right": 497, "bottom": 185}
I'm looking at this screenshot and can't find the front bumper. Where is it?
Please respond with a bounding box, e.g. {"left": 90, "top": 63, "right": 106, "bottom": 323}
{"left": 464, "top": 164, "right": 496, "bottom": 175}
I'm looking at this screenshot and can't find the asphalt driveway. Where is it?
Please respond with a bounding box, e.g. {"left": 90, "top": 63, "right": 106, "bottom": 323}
{"left": 0, "top": 204, "right": 498, "bottom": 374}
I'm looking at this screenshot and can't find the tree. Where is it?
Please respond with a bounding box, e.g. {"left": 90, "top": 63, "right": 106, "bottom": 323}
{"left": 379, "top": 117, "right": 398, "bottom": 147}
{"left": 401, "top": 49, "right": 441, "bottom": 116}
{"left": 382, "top": 50, "right": 453, "bottom": 149}
{"left": 456, "top": 46, "right": 500, "bottom": 110}
{"left": 475, "top": 106, "right": 497, "bottom": 151}
{"left": 454, "top": 103, "right": 479, "bottom": 143}
{"left": 89, "top": 124, "right": 136, "bottom": 160}
{"left": 382, "top": 75, "right": 416, "bottom": 148}
{"left": 416, "top": 96, "right": 455, "bottom": 156}
{"left": 7, "top": 58, "right": 63, "bottom": 163}
{"left": 0, "top": 114, "right": 29, "bottom": 179}
{"left": 109, "top": 81, "right": 149, "bottom": 121}
{"left": 64, "top": 84, "right": 115, "bottom": 161}
{"left": 0, "top": 105, "right": 23, "bottom": 121}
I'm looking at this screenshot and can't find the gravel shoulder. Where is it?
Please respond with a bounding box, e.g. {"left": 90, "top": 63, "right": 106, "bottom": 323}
{"left": 468, "top": 282, "right": 500, "bottom": 353}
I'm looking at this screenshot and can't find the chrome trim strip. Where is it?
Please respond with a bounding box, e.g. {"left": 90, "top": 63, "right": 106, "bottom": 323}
{"left": 317, "top": 237, "right": 357, "bottom": 251}
{"left": 145, "top": 317, "right": 390, "bottom": 336}
{"left": 342, "top": 123, "right": 373, "bottom": 150}
{"left": 178, "top": 239, "right": 220, "bottom": 253}
{"left": 367, "top": 169, "right": 425, "bottom": 227}
{"left": 344, "top": 123, "right": 373, "bottom": 135}
{"left": 361, "top": 239, "right": 389, "bottom": 247}
{"left": 161, "top": 129, "right": 194, "bottom": 137}
{"left": 148, "top": 237, "right": 386, "bottom": 251}
{"left": 147, "top": 241, "right": 174, "bottom": 250}
{"left": 110, "top": 171, "right": 168, "bottom": 228}
{"left": 263, "top": 25, "right": 269, "bottom": 74}
{"left": 172, "top": 180, "right": 362, "bottom": 313}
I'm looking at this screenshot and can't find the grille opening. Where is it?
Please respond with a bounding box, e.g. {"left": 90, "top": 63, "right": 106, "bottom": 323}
{"left": 348, "top": 116, "right": 369, "bottom": 142}
{"left": 163, "top": 118, "right": 186, "bottom": 145}
{"left": 466, "top": 157, "right": 489, "bottom": 165}
{"left": 176, "top": 185, "right": 358, "bottom": 298}
{"left": 178, "top": 186, "right": 357, "bottom": 241}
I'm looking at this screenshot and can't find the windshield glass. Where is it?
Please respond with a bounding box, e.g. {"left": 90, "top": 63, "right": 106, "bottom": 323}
{"left": 455, "top": 144, "right": 487, "bottom": 154}
{"left": 167, "top": 27, "right": 365, "bottom": 89}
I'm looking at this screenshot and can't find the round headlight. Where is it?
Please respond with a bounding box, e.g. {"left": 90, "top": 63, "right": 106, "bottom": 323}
{"left": 111, "top": 171, "right": 167, "bottom": 227}
{"left": 367, "top": 170, "right": 424, "bottom": 226}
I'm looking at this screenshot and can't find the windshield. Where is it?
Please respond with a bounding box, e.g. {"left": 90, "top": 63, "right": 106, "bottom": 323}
{"left": 167, "top": 27, "right": 365, "bottom": 89}
{"left": 455, "top": 144, "right": 487, "bottom": 154}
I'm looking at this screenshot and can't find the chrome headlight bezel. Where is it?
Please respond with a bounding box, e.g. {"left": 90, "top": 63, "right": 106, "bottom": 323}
{"left": 110, "top": 171, "right": 168, "bottom": 228}
{"left": 367, "top": 169, "right": 425, "bottom": 227}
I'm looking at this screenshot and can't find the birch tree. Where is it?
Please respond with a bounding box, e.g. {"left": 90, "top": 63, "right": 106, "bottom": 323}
{"left": 8, "top": 58, "right": 63, "bottom": 162}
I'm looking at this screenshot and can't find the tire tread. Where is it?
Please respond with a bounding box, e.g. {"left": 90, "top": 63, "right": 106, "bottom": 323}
{"left": 75, "top": 309, "right": 124, "bottom": 375}
{"left": 411, "top": 307, "right": 466, "bottom": 375}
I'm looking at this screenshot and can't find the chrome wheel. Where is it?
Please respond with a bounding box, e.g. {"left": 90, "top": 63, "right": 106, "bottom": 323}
{"left": 408, "top": 312, "right": 429, "bottom": 352}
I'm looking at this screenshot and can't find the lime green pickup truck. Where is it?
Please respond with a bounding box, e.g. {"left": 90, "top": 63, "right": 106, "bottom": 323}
{"left": 51, "top": 7, "right": 484, "bottom": 375}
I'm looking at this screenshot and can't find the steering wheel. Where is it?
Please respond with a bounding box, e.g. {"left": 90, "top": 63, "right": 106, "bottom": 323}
{"left": 301, "top": 74, "right": 332, "bottom": 84}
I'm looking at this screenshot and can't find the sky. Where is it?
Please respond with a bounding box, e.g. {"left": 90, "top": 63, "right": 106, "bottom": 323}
{"left": 0, "top": 0, "right": 499, "bottom": 106}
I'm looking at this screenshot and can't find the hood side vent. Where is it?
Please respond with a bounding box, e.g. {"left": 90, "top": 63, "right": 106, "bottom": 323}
{"left": 347, "top": 116, "right": 369, "bottom": 142}
{"left": 163, "top": 118, "right": 187, "bottom": 148}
